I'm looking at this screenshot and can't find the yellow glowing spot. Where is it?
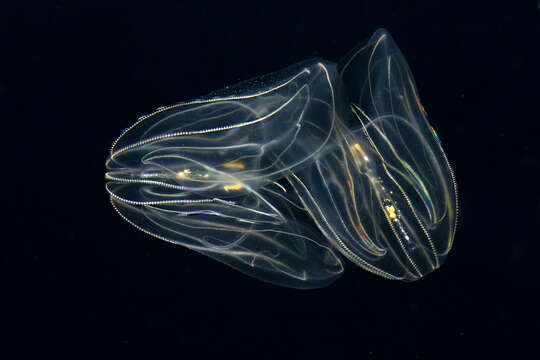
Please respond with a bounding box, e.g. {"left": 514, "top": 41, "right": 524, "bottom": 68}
{"left": 223, "top": 162, "right": 245, "bottom": 170}
{"left": 176, "top": 169, "right": 211, "bottom": 181}
{"left": 353, "top": 143, "right": 364, "bottom": 155}
{"left": 385, "top": 204, "right": 397, "bottom": 220}
{"left": 223, "top": 183, "right": 243, "bottom": 191}
{"left": 176, "top": 169, "right": 192, "bottom": 180}
{"left": 352, "top": 143, "right": 369, "bottom": 162}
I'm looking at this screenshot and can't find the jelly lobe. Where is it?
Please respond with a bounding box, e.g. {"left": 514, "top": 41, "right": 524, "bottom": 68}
{"left": 327, "top": 29, "right": 457, "bottom": 280}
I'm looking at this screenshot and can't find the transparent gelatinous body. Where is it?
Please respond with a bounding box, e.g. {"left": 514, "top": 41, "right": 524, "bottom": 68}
{"left": 105, "top": 29, "right": 457, "bottom": 288}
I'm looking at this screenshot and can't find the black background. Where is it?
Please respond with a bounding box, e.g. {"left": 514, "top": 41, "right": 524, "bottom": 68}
{"left": 5, "top": 0, "right": 540, "bottom": 357}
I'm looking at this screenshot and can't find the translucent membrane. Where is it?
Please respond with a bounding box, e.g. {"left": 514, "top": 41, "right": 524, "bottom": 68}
{"left": 105, "top": 29, "right": 457, "bottom": 288}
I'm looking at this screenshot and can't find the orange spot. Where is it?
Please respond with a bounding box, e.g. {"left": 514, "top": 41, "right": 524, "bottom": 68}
{"left": 353, "top": 143, "right": 365, "bottom": 156}
{"left": 223, "top": 183, "right": 243, "bottom": 191}
{"left": 223, "top": 162, "right": 245, "bottom": 170}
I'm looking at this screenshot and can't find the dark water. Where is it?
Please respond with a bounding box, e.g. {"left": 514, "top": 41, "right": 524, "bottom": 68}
{"left": 5, "top": 1, "right": 540, "bottom": 357}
